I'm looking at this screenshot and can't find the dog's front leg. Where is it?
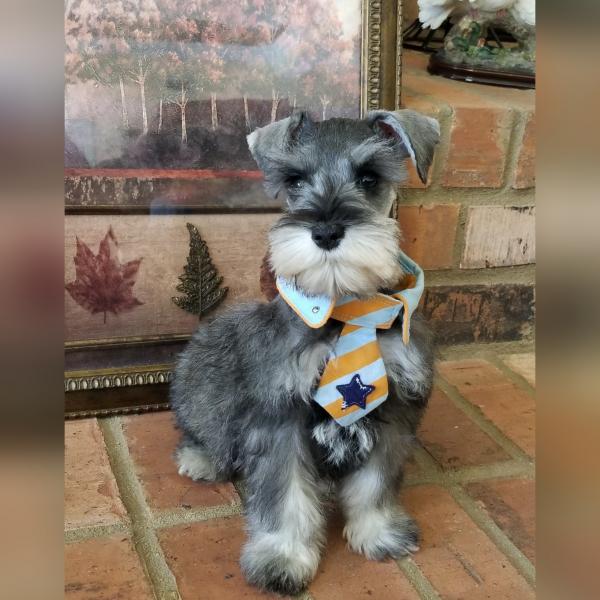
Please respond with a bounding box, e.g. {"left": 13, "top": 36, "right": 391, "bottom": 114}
{"left": 240, "top": 426, "right": 325, "bottom": 595}
{"left": 339, "top": 427, "right": 418, "bottom": 560}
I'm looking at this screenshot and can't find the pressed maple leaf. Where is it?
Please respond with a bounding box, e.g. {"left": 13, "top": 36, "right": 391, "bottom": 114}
{"left": 65, "top": 227, "right": 143, "bottom": 323}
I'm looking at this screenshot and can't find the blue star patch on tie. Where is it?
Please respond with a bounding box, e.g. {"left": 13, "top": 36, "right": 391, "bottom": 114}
{"left": 336, "top": 374, "right": 376, "bottom": 411}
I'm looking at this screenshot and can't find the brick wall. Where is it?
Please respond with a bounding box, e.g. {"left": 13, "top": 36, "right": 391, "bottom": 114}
{"left": 399, "top": 51, "right": 535, "bottom": 345}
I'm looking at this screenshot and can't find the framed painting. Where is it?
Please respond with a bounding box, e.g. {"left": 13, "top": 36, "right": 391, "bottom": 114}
{"left": 64, "top": 0, "right": 404, "bottom": 417}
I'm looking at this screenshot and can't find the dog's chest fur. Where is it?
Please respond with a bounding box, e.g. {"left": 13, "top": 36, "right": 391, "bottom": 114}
{"left": 294, "top": 328, "right": 424, "bottom": 478}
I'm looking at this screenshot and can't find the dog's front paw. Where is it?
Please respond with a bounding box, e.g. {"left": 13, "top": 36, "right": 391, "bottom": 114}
{"left": 175, "top": 444, "right": 218, "bottom": 482}
{"left": 344, "top": 508, "right": 419, "bottom": 560}
{"left": 240, "top": 533, "right": 319, "bottom": 595}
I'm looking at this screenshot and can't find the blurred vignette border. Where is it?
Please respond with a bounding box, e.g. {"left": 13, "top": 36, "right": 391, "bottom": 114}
{"left": 1, "top": 1, "right": 600, "bottom": 599}
{"left": 537, "top": 2, "right": 600, "bottom": 599}
{"left": 0, "top": 0, "right": 64, "bottom": 598}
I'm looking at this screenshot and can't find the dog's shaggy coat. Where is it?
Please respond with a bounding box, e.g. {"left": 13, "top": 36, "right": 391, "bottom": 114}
{"left": 171, "top": 109, "right": 440, "bottom": 595}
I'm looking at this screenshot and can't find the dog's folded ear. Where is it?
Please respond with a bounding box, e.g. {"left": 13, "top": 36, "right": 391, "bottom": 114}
{"left": 367, "top": 110, "right": 440, "bottom": 184}
{"left": 247, "top": 111, "right": 315, "bottom": 173}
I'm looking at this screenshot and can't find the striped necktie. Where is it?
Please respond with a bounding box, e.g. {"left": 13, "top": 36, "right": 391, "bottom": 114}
{"left": 276, "top": 250, "right": 424, "bottom": 426}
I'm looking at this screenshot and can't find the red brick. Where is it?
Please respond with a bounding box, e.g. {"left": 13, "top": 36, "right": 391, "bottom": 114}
{"left": 443, "top": 107, "right": 512, "bottom": 188}
{"left": 437, "top": 360, "right": 535, "bottom": 457}
{"left": 513, "top": 113, "right": 535, "bottom": 189}
{"left": 461, "top": 206, "right": 535, "bottom": 268}
{"left": 421, "top": 284, "right": 535, "bottom": 344}
{"left": 418, "top": 387, "right": 510, "bottom": 469}
{"left": 65, "top": 535, "right": 153, "bottom": 599}
{"left": 502, "top": 353, "right": 536, "bottom": 387}
{"left": 311, "top": 514, "right": 419, "bottom": 599}
{"left": 403, "top": 485, "right": 534, "bottom": 599}
{"left": 65, "top": 419, "right": 126, "bottom": 530}
{"left": 122, "top": 411, "right": 239, "bottom": 511}
{"left": 398, "top": 204, "right": 459, "bottom": 269}
{"left": 159, "top": 516, "right": 277, "bottom": 599}
{"left": 466, "top": 479, "right": 536, "bottom": 563}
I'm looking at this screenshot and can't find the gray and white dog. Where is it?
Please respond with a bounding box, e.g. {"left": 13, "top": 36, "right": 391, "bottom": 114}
{"left": 171, "top": 109, "right": 440, "bottom": 595}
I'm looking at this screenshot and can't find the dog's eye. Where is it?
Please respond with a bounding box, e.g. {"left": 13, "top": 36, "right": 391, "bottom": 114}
{"left": 357, "top": 174, "right": 378, "bottom": 189}
{"left": 286, "top": 176, "right": 304, "bottom": 192}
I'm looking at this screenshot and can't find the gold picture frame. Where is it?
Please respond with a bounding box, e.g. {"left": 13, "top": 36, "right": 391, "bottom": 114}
{"left": 65, "top": 0, "right": 404, "bottom": 418}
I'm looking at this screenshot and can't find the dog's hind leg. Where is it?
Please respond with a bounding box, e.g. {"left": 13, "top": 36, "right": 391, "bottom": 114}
{"left": 240, "top": 425, "right": 326, "bottom": 595}
{"left": 175, "top": 437, "right": 219, "bottom": 482}
{"left": 339, "top": 424, "right": 419, "bottom": 560}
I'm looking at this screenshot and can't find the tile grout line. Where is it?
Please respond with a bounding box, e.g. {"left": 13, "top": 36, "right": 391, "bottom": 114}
{"left": 152, "top": 502, "right": 243, "bottom": 530}
{"left": 405, "top": 445, "right": 534, "bottom": 488}
{"left": 396, "top": 557, "right": 441, "bottom": 600}
{"left": 408, "top": 432, "right": 535, "bottom": 588}
{"left": 435, "top": 341, "right": 534, "bottom": 361}
{"left": 99, "top": 417, "right": 181, "bottom": 600}
{"left": 65, "top": 521, "right": 130, "bottom": 544}
{"left": 396, "top": 447, "right": 443, "bottom": 599}
{"left": 448, "top": 484, "right": 536, "bottom": 587}
{"left": 434, "top": 374, "right": 533, "bottom": 465}
{"left": 486, "top": 353, "right": 536, "bottom": 397}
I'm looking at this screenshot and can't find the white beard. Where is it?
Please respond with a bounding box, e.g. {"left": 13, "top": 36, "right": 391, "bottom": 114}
{"left": 269, "top": 215, "right": 402, "bottom": 298}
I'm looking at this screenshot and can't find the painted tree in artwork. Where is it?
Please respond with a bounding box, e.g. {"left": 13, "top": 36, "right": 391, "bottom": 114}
{"left": 156, "top": 1, "right": 228, "bottom": 140}
{"left": 197, "top": 23, "right": 226, "bottom": 131}
{"left": 65, "top": 0, "right": 131, "bottom": 127}
{"left": 172, "top": 223, "right": 228, "bottom": 318}
{"left": 66, "top": 0, "right": 161, "bottom": 134}
{"left": 292, "top": 0, "right": 359, "bottom": 119}
{"left": 241, "top": 0, "right": 296, "bottom": 122}
{"left": 232, "top": 0, "right": 359, "bottom": 123}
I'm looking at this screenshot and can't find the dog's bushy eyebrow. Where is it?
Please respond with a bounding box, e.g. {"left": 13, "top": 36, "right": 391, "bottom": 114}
{"left": 350, "top": 138, "right": 404, "bottom": 182}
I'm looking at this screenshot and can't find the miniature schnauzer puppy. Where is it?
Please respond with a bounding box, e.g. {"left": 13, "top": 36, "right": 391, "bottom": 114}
{"left": 171, "top": 108, "right": 440, "bottom": 595}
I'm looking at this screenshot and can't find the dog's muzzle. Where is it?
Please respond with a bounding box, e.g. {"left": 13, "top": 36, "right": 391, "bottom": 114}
{"left": 311, "top": 223, "right": 345, "bottom": 251}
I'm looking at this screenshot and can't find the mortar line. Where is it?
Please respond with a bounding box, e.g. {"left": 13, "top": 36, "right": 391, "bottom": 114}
{"left": 448, "top": 484, "right": 536, "bottom": 587}
{"left": 396, "top": 557, "right": 441, "bottom": 600}
{"left": 486, "top": 353, "right": 536, "bottom": 397}
{"left": 424, "top": 263, "right": 536, "bottom": 287}
{"left": 405, "top": 443, "right": 535, "bottom": 588}
{"left": 404, "top": 460, "right": 534, "bottom": 488}
{"left": 453, "top": 202, "right": 468, "bottom": 269}
{"left": 435, "top": 340, "right": 535, "bottom": 361}
{"left": 501, "top": 108, "right": 529, "bottom": 189}
{"left": 99, "top": 417, "right": 181, "bottom": 600}
{"left": 434, "top": 375, "right": 533, "bottom": 464}
{"left": 64, "top": 521, "right": 129, "bottom": 544}
{"left": 152, "top": 502, "right": 243, "bottom": 529}
{"left": 427, "top": 102, "right": 452, "bottom": 188}
{"left": 400, "top": 187, "right": 535, "bottom": 206}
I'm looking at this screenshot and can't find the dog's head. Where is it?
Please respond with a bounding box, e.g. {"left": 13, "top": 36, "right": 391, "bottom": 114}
{"left": 248, "top": 110, "right": 439, "bottom": 297}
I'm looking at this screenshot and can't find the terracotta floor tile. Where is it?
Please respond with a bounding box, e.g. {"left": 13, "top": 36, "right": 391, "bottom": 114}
{"left": 466, "top": 478, "right": 536, "bottom": 563}
{"left": 403, "top": 485, "right": 534, "bottom": 599}
{"left": 159, "top": 516, "right": 278, "bottom": 599}
{"left": 310, "top": 514, "right": 420, "bottom": 600}
{"left": 65, "top": 419, "right": 126, "bottom": 530}
{"left": 122, "top": 411, "right": 239, "bottom": 511}
{"left": 65, "top": 535, "right": 153, "bottom": 599}
{"left": 502, "top": 353, "right": 536, "bottom": 386}
{"left": 419, "top": 387, "right": 510, "bottom": 469}
{"left": 438, "top": 359, "right": 535, "bottom": 457}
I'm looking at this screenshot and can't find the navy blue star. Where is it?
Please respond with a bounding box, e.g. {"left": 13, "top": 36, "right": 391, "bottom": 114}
{"left": 336, "top": 374, "right": 375, "bottom": 411}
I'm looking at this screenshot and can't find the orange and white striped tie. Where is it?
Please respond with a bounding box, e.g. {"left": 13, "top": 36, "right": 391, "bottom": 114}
{"left": 277, "top": 250, "right": 424, "bottom": 426}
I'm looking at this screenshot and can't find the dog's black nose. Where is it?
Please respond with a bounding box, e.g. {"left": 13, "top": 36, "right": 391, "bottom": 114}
{"left": 311, "top": 223, "right": 345, "bottom": 250}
